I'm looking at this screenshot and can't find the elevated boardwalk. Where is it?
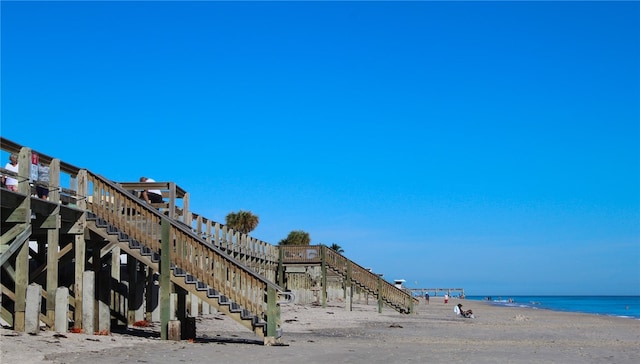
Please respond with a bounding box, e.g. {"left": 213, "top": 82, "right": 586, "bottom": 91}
{"left": 1, "top": 137, "right": 417, "bottom": 345}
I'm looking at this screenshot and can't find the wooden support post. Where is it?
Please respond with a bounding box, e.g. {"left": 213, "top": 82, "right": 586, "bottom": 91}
{"left": 168, "top": 320, "right": 181, "bottom": 341}
{"left": 73, "top": 233, "right": 85, "bottom": 329}
{"left": 277, "top": 248, "right": 284, "bottom": 287}
{"left": 14, "top": 236, "right": 28, "bottom": 332}
{"left": 13, "top": 147, "right": 32, "bottom": 332}
{"left": 201, "top": 300, "right": 210, "bottom": 315}
{"left": 346, "top": 261, "right": 352, "bottom": 312}
{"left": 189, "top": 293, "right": 198, "bottom": 317}
{"left": 73, "top": 170, "right": 87, "bottom": 330}
{"left": 126, "top": 257, "right": 142, "bottom": 324}
{"left": 170, "top": 292, "right": 177, "bottom": 320}
{"left": 182, "top": 192, "right": 190, "bottom": 224}
{"left": 173, "top": 286, "right": 187, "bottom": 339}
{"left": 97, "top": 258, "right": 111, "bottom": 333}
{"left": 111, "top": 247, "right": 124, "bottom": 326}
{"left": 321, "top": 246, "right": 327, "bottom": 308}
{"left": 46, "top": 212, "right": 60, "bottom": 325}
{"left": 377, "top": 275, "right": 383, "bottom": 314}
{"left": 176, "top": 286, "right": 186, "bottom": 322}
{"left": 160, "top": 218, "right": 171, "bottom": 340}
{"left": 265, "top": 285, "right": 279, "bottom": 345}
{"left": 91, "top": 239, "right": 104, "bottom": 332}
{"left": 146, "top": 267, "right": 159, "bottom": 322}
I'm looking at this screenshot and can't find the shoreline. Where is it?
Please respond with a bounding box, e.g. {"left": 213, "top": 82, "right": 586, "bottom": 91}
{"left": 464, "top": 295, "right": 640, "bottom": 320}
{"left": 1, "top": 297, "right": 639, "bottom": 363}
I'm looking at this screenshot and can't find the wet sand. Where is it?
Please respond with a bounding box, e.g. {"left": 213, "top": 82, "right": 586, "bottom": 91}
{"left": 1, "top": 297, "right": 639, "bottom": 363}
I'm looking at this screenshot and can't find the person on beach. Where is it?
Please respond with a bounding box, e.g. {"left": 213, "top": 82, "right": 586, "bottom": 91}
{"left": 2, "top": 153, "right": 19, "bottom": 191}
{"left": 444, "top": 293, "right": 449, "bottom": 304}
{"left": 37, "top": 162, "right": 50, "bottom": 199}
{"left": 425, "top": 292, "right": 430, "bottom": 304}
{"left": 139, "top": 176, "right": 163, "bottom": 204}
{"left": 455, "top": 303, "right": 474, "bottom": 318}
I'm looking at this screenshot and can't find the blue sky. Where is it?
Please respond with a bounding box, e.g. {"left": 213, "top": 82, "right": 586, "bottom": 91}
{"left": 2, "top": 1, "right": 638, "bottom": 296}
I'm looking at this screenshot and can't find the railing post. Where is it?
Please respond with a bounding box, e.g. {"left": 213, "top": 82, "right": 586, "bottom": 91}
{"left": 321, "top": 246, "right": 327, "bottom": 308}
{"left": 168, "top": 182, "right": 176, "bottom": 219}
{"left": 377, "top": 275, "right": 383, "bottom": 314}
{"left": 346, "top": 260, "right": 352, "bottom": 311}
{"left": 160, "top": 218, "right": 171, "bottom": 340}
{"left": 277, "top": 248, "right": 284, "bottom": 287}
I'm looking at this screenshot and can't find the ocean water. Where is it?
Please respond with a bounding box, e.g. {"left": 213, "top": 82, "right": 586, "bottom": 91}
{"left": 465, "top": 295, "right": 640, "bottom": 319}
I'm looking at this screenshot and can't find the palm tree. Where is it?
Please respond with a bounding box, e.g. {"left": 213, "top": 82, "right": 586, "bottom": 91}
{"left": 328, "top": 243, "right": 344, "bottom": 254}
{"left": 278, "top": 230, "right": 311, "bottom": 246}
{"left": 225, "top": 210, "right": 259, "bottom": 234}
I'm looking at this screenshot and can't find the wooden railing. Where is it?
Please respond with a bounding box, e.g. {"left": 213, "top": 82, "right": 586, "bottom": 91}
{"left": 280, "top": 245, "right": 417, "bottom": 313}
{"left": 184, "top": 212, "right": 279, "bottom": 282}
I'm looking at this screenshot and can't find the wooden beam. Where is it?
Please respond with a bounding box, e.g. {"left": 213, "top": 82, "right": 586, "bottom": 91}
{"left": 0, "top": 225, "right": 31, "bottom": 266}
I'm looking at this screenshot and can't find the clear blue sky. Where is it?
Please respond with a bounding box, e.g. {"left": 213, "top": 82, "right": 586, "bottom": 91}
{"left": 2, "top": 1, "right": 638, "bottom": 296}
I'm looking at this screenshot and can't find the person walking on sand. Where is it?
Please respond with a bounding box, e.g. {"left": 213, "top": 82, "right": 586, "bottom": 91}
{"left": 425, "top": 292, "right": 430, "bottom": 304}
{"left": 444, "top": 293, "right": 449, "bottom": 304}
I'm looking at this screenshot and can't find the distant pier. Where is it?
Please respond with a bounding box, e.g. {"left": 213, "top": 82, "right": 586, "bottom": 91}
{"left": 409, "top": 288, "right": 465, "bottom": 298}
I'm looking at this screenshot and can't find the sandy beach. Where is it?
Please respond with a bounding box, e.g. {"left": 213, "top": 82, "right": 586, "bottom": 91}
{"left": 1, "top": 296, "right": 638, "bottom": 363}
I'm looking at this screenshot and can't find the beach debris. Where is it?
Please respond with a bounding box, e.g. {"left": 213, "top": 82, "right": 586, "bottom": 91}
{"left": 53, "top": 333, "right": 67, "bottom": 338}
{"left": 133, "top": 320, "right": 151, "bottom": 327}
{"left": 389, "top": 323, "right": 403, "bottom": 328}
{"left": 86, "top": 337, "right": 99, "bottom": 342}
{"left": 514, "top": 314, "right": 530, "bottom": 321}
{"left": 69, "top": 327, "right": 84, "bottom": 333}
{"left": 94, "top": 329, "right": 110, "bottom": 335}
{"left": 284, "top": 319, "right": 298, "bottom": 323}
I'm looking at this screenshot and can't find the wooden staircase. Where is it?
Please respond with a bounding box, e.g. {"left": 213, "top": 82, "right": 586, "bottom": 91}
{"left": 86, "top": 213, "right": 280, "bottom": 337}
{"left": 85, "top": 172, "right": 288, "bottom": 343}
{"left": 280, "top": 245, "right": 418, "bottom": 314}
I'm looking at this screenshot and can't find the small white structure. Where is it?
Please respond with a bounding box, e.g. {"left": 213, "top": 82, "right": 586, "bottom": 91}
{"left": 394, "top": 279, "right": 406, "bottom": 289}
